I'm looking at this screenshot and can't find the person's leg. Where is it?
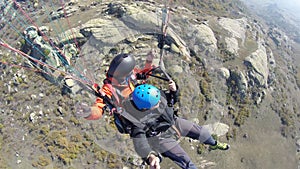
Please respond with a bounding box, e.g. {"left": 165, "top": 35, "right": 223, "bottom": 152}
{"left": 175, "top": 118, "right": 229, "bottom": 150}
{"left": 160, "top": 140, "right": 197, "bottom": 169}
{"left": 175, "top": 118, "right": 215, "bottom": 144}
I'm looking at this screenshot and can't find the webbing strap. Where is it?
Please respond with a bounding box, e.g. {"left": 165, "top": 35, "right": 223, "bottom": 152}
{"left": 120, "top": 110, "right": 147, "bottom": 130}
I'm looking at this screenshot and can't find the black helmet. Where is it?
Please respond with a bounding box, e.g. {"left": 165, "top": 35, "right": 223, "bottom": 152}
{"left": 107, "top": 53, "right": 136, "bottom": 78}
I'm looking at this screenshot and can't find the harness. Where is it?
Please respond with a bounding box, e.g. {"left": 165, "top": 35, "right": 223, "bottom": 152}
{"left": 118, "top": 92, "right": 181, "bottom": 138}
{"left": 103, "top": 76, "right": 135, "bottom": 108}
{"left": 101, "top": 73, "right": 180, "bottom": 137}
{"left": 102, "top": 76, "right": 138, "bottom": 133}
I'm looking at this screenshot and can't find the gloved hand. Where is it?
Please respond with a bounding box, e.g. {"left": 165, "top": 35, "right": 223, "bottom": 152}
{"left": 157, "top": 35, "right": 164, "bottom": 49}
{"left": 169, "top": 80, "right": 177, "bottom": 91}
{"left": 75, "top": 102, "right": 91, "bottom": 118}
{"left": 136, "top": 72, "right": 147, "bottom": 80}
{"left": 148, "top": 154, "right": 161, "bottom": 169}
{"left": 146, "top": 50, "right": 155, "bottom": 62}
{"left": 92, "top": 83, "right": 100, "bottom": 91}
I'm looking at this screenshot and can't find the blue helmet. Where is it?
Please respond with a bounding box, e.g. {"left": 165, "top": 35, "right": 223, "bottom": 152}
{"left": 132, "top": 84, "right": 161, "bottom": 110}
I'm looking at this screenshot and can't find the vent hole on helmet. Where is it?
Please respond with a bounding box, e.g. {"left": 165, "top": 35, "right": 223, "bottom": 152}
{"left": 141, "top": 94, "right": 144, "bottom": 97}
{"left": 147, "top": 92, "right": 150, "bottom": 94}
{"left": 137, "top": 92, "right": 139, "bottom": 94}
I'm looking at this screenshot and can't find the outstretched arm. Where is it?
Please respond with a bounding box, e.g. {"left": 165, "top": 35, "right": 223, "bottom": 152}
{"left": 77, "top": 83, "right": 113, "bottom": 120}
{"left": 144, "top": 50, "right": 155, "bottom": 70}
{"left": 134, "top": 50, "right": 157, "bottom": 80}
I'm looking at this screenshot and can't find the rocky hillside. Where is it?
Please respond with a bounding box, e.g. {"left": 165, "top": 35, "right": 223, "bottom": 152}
{"left": 0, "top": 0, "right": 299, "bottom": 169}
{"left": 241, "top": 0, "right": 300, "bottom": 42}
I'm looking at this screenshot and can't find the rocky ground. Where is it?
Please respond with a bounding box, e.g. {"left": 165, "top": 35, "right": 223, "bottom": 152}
{"left": 0, "top": 0, "right": 299, "bottom": 169}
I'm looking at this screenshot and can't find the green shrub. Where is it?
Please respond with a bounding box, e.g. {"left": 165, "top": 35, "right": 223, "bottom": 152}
{"left": 197, "top": 144, "right": 206, "bottom": 154}
{"left": 234, "top": 106, "right": 250, "bottom": 126}
{"left": 199, "top": 79, "right": 213, "bottom": 102}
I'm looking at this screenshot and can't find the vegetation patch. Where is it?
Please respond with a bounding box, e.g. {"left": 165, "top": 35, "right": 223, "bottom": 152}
{"left": 32, "top": 155, "right": 51, "bottom": 167}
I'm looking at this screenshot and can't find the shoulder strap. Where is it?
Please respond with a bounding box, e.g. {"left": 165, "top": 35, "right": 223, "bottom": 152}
{"left": 103, "top": 78, "right": 120, "bottom": 104}
{"left": 104, "top": 77, "right": 136, "bottom": 107}
{"left": 120, "top": 100, "right": 147, "bottom": 129}
{"left": 120, "top": 93, "right": 168, "bottom": 129}
{"left": 121, "top": 111, "right": 147, "bottom": 129}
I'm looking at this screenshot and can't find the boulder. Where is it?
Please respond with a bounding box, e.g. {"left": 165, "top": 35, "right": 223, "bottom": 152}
{"left": 80, "top": 4, "right": 191, "bottom": 60}
{"left": 225, "top": 37, "right": 239, "bottom": 55}
{"left": 218, "top": 17, "right": 248, "bottom": 44}
{"left": 80, "top": 18, "right": 134, "bottom": 46}
{"left": 204, "top": 122, "right": 230, "bottom": 137}
{"left": 218, "top": 67, "right": 230, "bottom": 79}
{"left": 229, "top": 69, "right": 248, "bottom": 98}
{"left": 244, "top": 43, "right": 269, "bottom": 87}
{"left": 194, "top": 24, "right": 218, "bottom": 52}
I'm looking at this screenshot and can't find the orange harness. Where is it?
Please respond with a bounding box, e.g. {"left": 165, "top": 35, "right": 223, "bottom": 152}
{"left": 103, "top": 77, "right": 135, "bottom": 107}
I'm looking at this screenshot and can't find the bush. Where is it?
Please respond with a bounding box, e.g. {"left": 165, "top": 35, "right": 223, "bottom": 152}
{"left": 199, "top": 79, "right": 212, "bottom": 102}
{"left": 234, "top": 106, "right": 250, "bottom": 126}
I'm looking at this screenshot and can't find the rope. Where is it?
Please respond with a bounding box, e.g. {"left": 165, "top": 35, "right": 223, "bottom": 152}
{"left": 5, "top": 1, "right": 94, "bottom": 84}
{"left": 0, "top": 1, "right": 100, "bottom": 97}
{"left": 59, "top": 0, "right": 80, "bottom": 51}
{"left": 158, "top": 0, "right": 172, "bottom": 81}
{"left": 1, "top": 12, "right": 57, "bottom": 67}
{"left": 0, "top": 40, "right": 93, "bottom": 88}
{"left": 49, "top": 0, "right": 95, "bottom": 84}
{"left": 47, "top": 0, "right": 71, "bottom": 47}
{"left": 12, "top": 0, "right": 70, "bottom": 66}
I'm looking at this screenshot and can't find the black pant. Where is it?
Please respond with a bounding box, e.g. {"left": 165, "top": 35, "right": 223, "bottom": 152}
{"left": 151, "top": 118, "right": 216, "bottom": 169}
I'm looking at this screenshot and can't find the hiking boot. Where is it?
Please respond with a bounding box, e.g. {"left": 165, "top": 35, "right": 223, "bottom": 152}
{"left": 209, "top": 141, "right": 230, "bottom": 150}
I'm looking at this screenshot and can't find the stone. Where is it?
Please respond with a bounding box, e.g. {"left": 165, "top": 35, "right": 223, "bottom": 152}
{"left": 204, "top": 122, "right": 230, "bottom": 137}
{"left": 218, "top": 17, "right": 248, "bottom": 43}
{"left": 218, "top": 67, "right": 230, "bottom": 79}
{"left": 244, "top": 43, "right": 269, "bottom": 87}
{"left": 194, "top": 24, "right": 218, "bottom": 52}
